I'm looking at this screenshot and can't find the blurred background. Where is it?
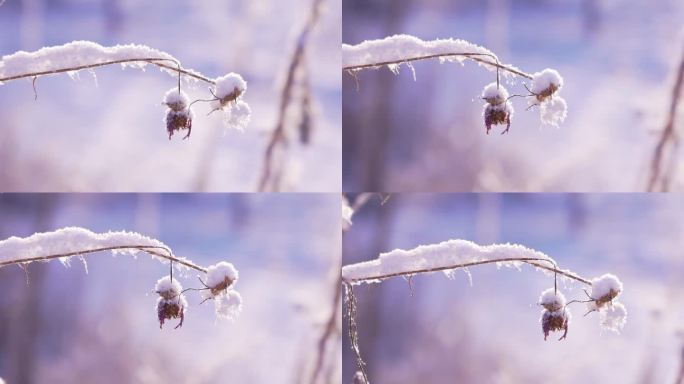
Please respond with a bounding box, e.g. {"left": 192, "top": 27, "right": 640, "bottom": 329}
{"left": 343, "top": 0, "right": 684, "bottom": 192}
{"left": 0, "top": 193, "right": 341, "bottom": 383}
{"left": 0, "top": 0, "right": 340, "bottom": 192}
{"left": 343, "top": 193, "right": 684, "bottom": 383}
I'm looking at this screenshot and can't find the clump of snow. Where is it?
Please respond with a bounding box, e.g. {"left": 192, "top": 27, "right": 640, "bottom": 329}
{"left": 211, "top": 73, "right": 250, "bottom": 131}
{"left": 0, "top": 40, "right": 203, "bottom": 82}
{"left": 201, "top": 261, "right": 243, "bottom": 321}
{"left": 215, "top": 290, "right": 243, "bottom": 321}
{"left": 599, "top": 302, "right": 627, "bottom": 333}
{"left": 531, "top": 68, "right": 563, "bottom": 98}
{"left": 539, "top": 96, "right": 567, "bottom": 127}
{"left": 342, "top": 239, "right": 560, "bottom": 285}
{"left": 539, "top": 288, "right": 566, "bottom": 312}
{"left": 590, "top": 273, "right": 623, "bottom": 306}
{"left": 342, "top": 34, "right": 513, "bottom": 76}
{"left": 205, "top": 261, "right": 238, "bottom": 295}
{"left": 155, "top": 276, "right": 182, "bottom": 300}
{"left": 482, "top": 82, "right": 509, "bottom": 106}
{"left": 0, "top": 227, "right": 175, "bottom": 268}
{"left": 541, "top": 307, "right": 570, "bottom": 341}
{"left": 163, "top": 88, "right": 189, "bottom": 112}
{"left": 342, "top": 196, "right": 354, "bottom": 230}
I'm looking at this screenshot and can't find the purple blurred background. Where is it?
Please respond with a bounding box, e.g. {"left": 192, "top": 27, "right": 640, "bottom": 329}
{"left": 343, "top": 0, "right": 684, "bottom": 192}
{"left": 343, "top": 193, "right": 684, "bottom": 383}
{"left": 0, "top": 0, "right": 341, "bottom": 192}
{"left": 0, "top": 193, "right": 341, "bottom": 383}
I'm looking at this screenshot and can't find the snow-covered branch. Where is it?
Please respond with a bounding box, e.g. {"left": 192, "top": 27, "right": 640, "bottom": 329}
{"left": 342, "top": 34, "right": 568, "bottom": 133}
{"left": 343, "top": 239, "right": 626, "bottom": 384}
{"left": 0, "top": 227, "right": 242, "bottom": 328}
{"left": 0, "top": 41, "right": 250, "bottom": 139}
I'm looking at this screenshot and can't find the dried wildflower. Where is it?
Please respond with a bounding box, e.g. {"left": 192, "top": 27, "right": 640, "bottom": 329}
{"left": 588, "top": 273, "right": 623, "bottom": 310}
{"left": 162, "top": 88, "right": 193, "bottom": 140}
{"left": 155, "top": 276, "right": 187, "bottom": 329}
{"left": 213, "top": 73, "right": 247, "bottom": 110}
{"left": 530, "top": 68, "right": 563, "bottom": 103}
{"left": 539, "top": 288, "right": 566, "bottom": 312}
{"left": 201, "top": 261, "right": 243, "bottom": 320}
{"left": 541, "top": 308, "right": 570, "bottom": 341}
{"left": 482, "top": 83, "right": 514, "bottom": 134}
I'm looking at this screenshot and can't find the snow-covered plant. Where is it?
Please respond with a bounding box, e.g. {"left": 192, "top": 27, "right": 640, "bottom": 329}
{"left": 0, "top": 41, "right": 250, "bottom": 139}
{"left": 342, "top": 239, "right": 625, "bottom": 383}
{"left": 342, "top": 34, "right": 568, "bottom": 134}
{"left": 0, "top": 226, "right": 242, "bottom": 328}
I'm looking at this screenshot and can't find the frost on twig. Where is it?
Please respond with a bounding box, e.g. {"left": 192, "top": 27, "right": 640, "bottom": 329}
{"left": 343, "top": 239, "right": 625, "bottom": 383}
{"left": 342, "top": 34, "right": 567, "bottom": 133}
{"left": 0, "top": 40, "right": 250, "bottom": 138}
{"left": 0, "top": 227, "right": 242, "bottom": 327}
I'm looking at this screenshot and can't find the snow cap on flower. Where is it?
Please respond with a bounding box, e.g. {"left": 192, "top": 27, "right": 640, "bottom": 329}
{"left": 482, "top": 82, "right": 509, "bottom": 106}
{"left": 205, "top": 261, "right": 238, "bottom": 297}
{"left": 539, "top": 288, "right": 566, "bottom": 312}
{"left": 163, "top": 89, "right": 189, "bottom": 111}
{"left": 213, "top": 73, "right": 247, "bottom": 108}
{"left": 599, "top": 301, "right": 627, "bottom": 333}
{"left": 590, "top": 273, "right": 623, "bottom": 308}
{"left": 531, "top": 68, "right": 563, "bottom": 102}
{"left": 155, "top": 276, "right": 182, "bottom": 300}
{"left": 541, "top": 307, "right": 570, "bottom": 341}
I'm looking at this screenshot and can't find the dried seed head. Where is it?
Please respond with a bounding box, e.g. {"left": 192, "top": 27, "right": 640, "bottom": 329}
{"left": 155, "top": 276, "right": 181, "bottom": 300}
{"left": 531, "top": 68, "right": 563, "bottom": 103}
{"left": 154, "top": 276, "right": 187, "bottom": 329}
{"left": 590, "top": 274, "right": 623, "bottom": 309}
{"left": 541, "top": 308, "right": 570, "bottom": 341}
{"left": 205, "top": 261, "right": 239, "bottom": 297}
{"left": 165, "top": 109, "right": 193, "bottom": 139}
{"left": 539, "top": 288, "right": 567, "bottom": 312}
{"left": 484, "top": 103, "right": 513, "bottom": 134}
{"left": 213, "top": 73, "right": 247, "bottom": 109}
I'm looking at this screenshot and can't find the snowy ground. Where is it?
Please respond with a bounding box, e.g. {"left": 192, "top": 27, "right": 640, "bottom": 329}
{"left": 0, "top": 0, "right": 341, "bottom": 192}
{"left": 342, "top": 193, "right": 684, "bottom": 383}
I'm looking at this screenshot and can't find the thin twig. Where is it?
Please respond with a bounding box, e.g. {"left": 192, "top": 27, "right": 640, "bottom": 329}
{"left": 342, "top": 256, "right": 591, "bottom": 286}
{"left": 345, "top": 282, "right": 369, "bottom": 384}
{"left": 647, "top": 43, "right": 684, "bottom": 192}
{"left": 257, "top": 0, "right": 323, "bottom": 191}
{"left": 0, "top": 57, "right": 215, "bottom": 85}
{"left": 0, "top": 244, "right": 208, "bottom": 273}
{"left": 343, "top": 52, "right": 533, "bottom": 80}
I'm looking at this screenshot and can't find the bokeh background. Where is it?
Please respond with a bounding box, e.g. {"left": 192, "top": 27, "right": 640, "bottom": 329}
{"left": 0, "top": 193, "right": 341, "bottom": 384}
{"left": 0, "top": 0, "right": 340, "bottom": 192}
{"left": 343, "top": 193, "right": 684, "bottom": 383}
{"left": 343, "top": 0, "right": 684, "bottom": 192}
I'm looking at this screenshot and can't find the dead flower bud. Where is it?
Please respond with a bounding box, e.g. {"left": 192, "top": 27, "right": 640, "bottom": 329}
{"left": 204, "top": 261, "right": 239, "bottom": 297}
{"left": 541, "top": 308, "right": 570, "bottom": 341}
{"left": 155, "top": 276, "right": 188, "bottom": 329}
{"left": 162, "top": 88, "right": 193, "bottom": 140}
{"left": 484, "top": 103, "right": 513, "bottom": 135}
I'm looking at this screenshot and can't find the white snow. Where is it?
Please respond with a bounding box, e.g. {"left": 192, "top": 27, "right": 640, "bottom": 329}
{"left": 539, "top": 288, "right": 566, "bottom": 312}
{"left": 155, "top": 276, "right": 182, "bottom": 299}
{"left": 222, "top": 100, "right": 251, "bottom": 131}
{"left": 342, "top": 34, "right": 514, "bottom": 75}
{"left": 0, "top": 40, "right": 203, "bottom": 82}
{"left": 599, "top": 302, "right": 627, "bottom": 333}
{"left": 482, "top": 82, "right": 509, "bottom": 105}
{"left": 214, "top": 72, "right": 247, "bottom": 101}
{"left": 539, "top": 96, "right": 567, "bottom": 126}
{"left": 205, "top": 261, "right": 239, "bottom": 289}
{"left": 531, "top": 68, "right": 563, "bottom": 95}
{"left": 342, "top": 239, "right": 560, "bottom": 284}
{"left": 163, "top": 88, "right": 189, "bottom": 111}
{"left": 214, "top": 290, "right": 243, "bottom": 321}
{"left": 590, "top": 273, "right": 623, "bottom": 301}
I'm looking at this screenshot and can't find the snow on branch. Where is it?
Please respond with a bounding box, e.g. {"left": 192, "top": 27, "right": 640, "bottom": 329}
{"left": 0, "top": 41, "right": 250, "bottom": 138}
{"left": 342, "top": 34, "right": 568, "bottom": 133}
{"left": 343, "top": 238, "right": 625, "bottom": 383}
{"left": 0, "top": 227, "right": 242, "bottom": 328}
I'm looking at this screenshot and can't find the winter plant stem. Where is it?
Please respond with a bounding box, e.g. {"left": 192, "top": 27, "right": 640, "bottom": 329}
{"left": 343, "top": 52, "right": 533, "bottom": 80}
{"left": 342, "top": 256, "right": 592, "bottom": 286}
{"left": 0, "top": 244, "right": 208, "bottom": 273}
{"left": 647, "top": 43, "right": 684, "bottom": 192}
